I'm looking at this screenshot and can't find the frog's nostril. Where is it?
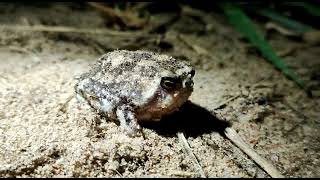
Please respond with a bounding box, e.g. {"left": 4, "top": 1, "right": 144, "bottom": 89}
{"left": 190, "top": 69, "right": 195, "bottom": 77}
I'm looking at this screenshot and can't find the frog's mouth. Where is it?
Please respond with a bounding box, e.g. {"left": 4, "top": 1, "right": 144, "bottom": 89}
{"left": 136, "top": 84, "right": 193, "bottom": 122}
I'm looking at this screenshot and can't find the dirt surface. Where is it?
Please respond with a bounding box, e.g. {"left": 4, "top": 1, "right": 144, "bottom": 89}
{"left": 0, "top": 3, "right": 319, "bottom": 178}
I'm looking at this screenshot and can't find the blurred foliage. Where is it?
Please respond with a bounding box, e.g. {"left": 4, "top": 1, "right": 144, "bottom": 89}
{"left": 220, "top": 2, "right": 307, "bottom": 91}
{"left": 246, "top": 7, "right": 314, "bottom": 34}
{"left": 284, "top": 2, "right": 320, "bottom": 17}
{"left": 219, "top": 2, "right": 320, "bottom": 96}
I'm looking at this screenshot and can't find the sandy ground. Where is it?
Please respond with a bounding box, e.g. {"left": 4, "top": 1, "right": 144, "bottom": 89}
{"left": 0, "top": 3, "right": 319, "bottom": 177}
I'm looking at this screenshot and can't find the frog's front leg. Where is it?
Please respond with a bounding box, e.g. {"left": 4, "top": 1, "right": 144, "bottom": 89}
{"left": 116, "top": 105, "right": 141, "bottom": 136}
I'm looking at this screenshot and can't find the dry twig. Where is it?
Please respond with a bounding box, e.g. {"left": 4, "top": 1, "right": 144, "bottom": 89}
{"left": 224, "top": 127, "right": 284, "bottom": 178}
{"left": 177, "top": 34, "right": 209, "bottom": 55}
{"left": 169, "top": 170, "right": 198, "bottom": 177}
{"left": 177, "top": 132, "right": 206, "bottom": 178}
{"left": 87, "top": 2, "right": 146, "bottom": 29}
{"left": 58, "top": 94, "right": 74, "bottom": 114}
{"left": 0, "top": 25, "right": 143, "bottom": 36}
{"left": 265, "top": 22, "right": 301, "bottom": 37}
{"left": 213, "top": 95, "right": 240, "bottom": 110}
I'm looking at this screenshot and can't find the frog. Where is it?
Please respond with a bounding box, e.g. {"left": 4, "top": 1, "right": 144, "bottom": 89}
{"left": 75, "top": 50, "right": 195, "bottom": 136}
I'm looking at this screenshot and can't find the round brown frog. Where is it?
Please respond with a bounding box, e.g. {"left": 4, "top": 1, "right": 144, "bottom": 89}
{"left": 75, "top": 50, "right": 195, "bottom": 135}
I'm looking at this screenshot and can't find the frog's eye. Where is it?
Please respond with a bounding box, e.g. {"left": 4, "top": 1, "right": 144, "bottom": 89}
{"left": 161, "top": 77, "right": 181, "bottom": 90}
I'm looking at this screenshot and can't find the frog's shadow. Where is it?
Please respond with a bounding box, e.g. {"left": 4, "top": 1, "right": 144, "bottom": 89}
{"left": 140, "top": 101, "right": 230, "bottom": 138}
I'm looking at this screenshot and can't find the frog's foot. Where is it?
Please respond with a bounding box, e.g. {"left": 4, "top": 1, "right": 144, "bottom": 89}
{"left": 116, "top": 105, "right": 142, "bottom": 136}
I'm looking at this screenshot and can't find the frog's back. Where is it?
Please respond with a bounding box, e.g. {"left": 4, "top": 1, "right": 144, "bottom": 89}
{"left": 85, "top": 50, "right": 182, "bottom": 105}
{"left": 75, "top": 50, "right": 194, "bottom": 115}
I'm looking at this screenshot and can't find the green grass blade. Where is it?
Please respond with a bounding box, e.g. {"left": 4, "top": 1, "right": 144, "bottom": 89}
{"left": 251, "top": 7, "right": 314, "bottom": 34}
{"left": 220, "top": 2, "right": 306, "bottom": 90}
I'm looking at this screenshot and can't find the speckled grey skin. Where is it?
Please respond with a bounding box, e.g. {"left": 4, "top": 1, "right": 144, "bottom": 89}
{"left": 75, "top": 50, "right": 195, "bottom": 135}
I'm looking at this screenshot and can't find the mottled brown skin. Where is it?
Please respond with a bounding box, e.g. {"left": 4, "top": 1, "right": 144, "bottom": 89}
{"left": 75, "top": 50, "right": 195, "bottom": 136}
